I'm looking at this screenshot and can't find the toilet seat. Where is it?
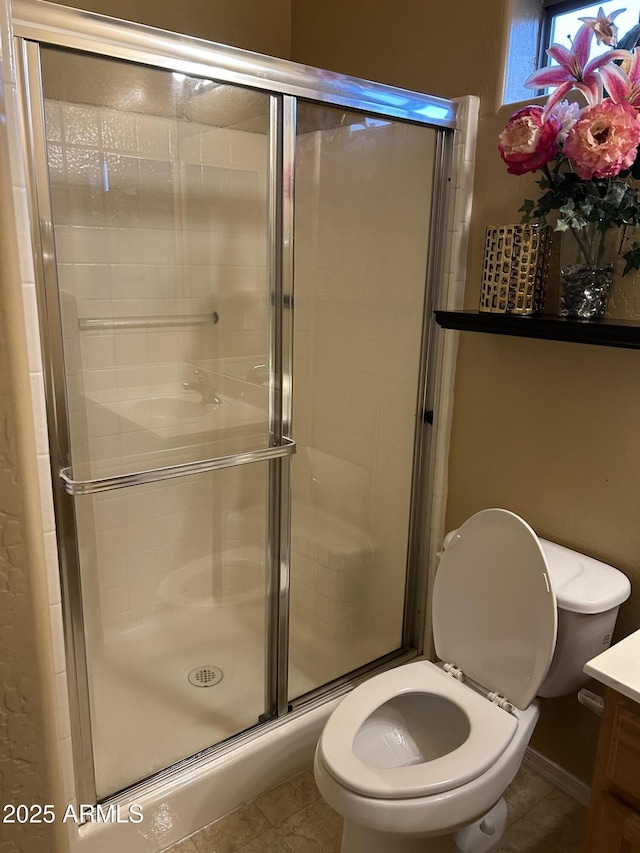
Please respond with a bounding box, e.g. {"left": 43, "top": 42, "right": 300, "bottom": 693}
{"left": 318, "top": 661, "right": 518, "bottom": 800}
{"left": 318, "top": 510, "right": 558, "bottom": 803}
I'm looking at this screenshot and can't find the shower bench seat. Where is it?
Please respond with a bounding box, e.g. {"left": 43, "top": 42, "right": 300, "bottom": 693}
{"left": 226, "top": 502, "right": 376, "bottom": 629}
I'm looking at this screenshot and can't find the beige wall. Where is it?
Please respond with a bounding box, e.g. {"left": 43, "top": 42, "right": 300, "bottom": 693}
{"left": 0, "top": 78, "right": 67, "bottom": 853}
{"left": 291, "top": 0, "right": 640, "bottom": 784}
{"left": 44, "top": 0, "right": 292, "bottom": 58}
{"left": 0, "top": 199, "right": 57, "bottom": 853}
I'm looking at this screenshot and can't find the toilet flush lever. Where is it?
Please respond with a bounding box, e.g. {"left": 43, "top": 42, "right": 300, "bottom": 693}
{"left": 578, "top": 688, "right": 605, "bottom": 716}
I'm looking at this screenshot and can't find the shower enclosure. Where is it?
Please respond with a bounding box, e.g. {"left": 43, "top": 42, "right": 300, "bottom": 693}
{"left": 14, "top": 0, "right": 458, "bottom": 805}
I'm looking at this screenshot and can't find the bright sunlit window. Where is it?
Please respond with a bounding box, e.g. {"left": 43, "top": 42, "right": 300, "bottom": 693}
{"left": 503, "top": 0, "right": 640, "bottom": 106}
{"left": 542, "top": 0, "right": 640, "bottom": 66}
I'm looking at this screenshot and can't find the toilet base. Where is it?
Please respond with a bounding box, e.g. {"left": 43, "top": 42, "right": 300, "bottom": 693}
{"left": 341, "top": 821, "right": 457, "bottom": 853}
{"left": 340, "top": 798, "right": 507, "bottom": 853}
{"left": 453, "top": 798, "right": 507, "bottom": 853}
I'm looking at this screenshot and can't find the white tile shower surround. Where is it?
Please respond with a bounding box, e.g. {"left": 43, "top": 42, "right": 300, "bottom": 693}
{"left": 50, "top": 101, "right": 437, "bottom": 689}
{"left": 46, "top": 94, "right": 276, "bottom": 643}
{"left": 292, "top": 119, "right": 431, "bottom": 544}
{"left": 48, "top": 96, "right": 271, "bottom": 491}
{"left": 0, "top": 0, "right": 479, "bottom": 838}
{"left": 289, "top": 117, "right": 439, "bottom": 666}
{"left": 43, "top": 95, "right": 422, "bottom": 689}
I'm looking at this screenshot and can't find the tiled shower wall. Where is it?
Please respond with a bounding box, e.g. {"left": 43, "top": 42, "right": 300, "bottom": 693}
{"left": 46, "top": 98, "right": 269, "bottom": 463}
{"left": 45, "top": 96, "right": 270, "bottom": 630}
{"left": 291, "top": 118, "right": 435, "bottom": 643}
{"left": 46, "top": 96, "right": 435, "bottom": 651}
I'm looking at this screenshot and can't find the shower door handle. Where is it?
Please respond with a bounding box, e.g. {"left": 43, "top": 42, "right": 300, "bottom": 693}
{"left": 59, "top": 437, "right": 297, "bottom": 496}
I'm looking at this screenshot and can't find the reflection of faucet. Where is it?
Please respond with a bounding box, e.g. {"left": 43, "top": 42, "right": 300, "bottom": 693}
{"left": 182, "top": 369, "right": 223, "bottom": 405}
{"left": 245, "top": 364, "right": 269, "bottom": 385}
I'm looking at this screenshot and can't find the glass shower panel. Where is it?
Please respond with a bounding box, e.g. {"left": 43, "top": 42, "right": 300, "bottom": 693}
{"left": 76, "top": 463, "right": 269, "bottom": 798}
{"left": 38, "top": 47, "right": 275, "bottom": 798}
{"left": 40, "top": 48, "right": 272, "bottom": 481}
{"left": 289, "top": 106, "right": 436, "bottom": 699}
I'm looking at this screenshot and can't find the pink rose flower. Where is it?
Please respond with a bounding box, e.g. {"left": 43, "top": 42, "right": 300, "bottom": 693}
{"left": 563, "top": 100, "right": 640, "bottom": 179}
{"left": 498, "top": 106, "right": 562, "bottom": 175}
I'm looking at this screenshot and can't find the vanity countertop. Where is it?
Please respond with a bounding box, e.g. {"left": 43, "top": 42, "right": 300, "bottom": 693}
{"left": 584, "top": 628, "right": 640, "bottom": 705}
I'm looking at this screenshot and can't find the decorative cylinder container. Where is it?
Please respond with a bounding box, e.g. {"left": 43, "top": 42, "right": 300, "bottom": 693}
{"left": 479, "top": 224, "right": 553, "bottom": 315}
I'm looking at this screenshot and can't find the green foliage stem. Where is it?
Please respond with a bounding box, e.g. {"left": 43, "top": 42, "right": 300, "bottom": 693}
{"left": 521, "top": 161, "right": 640, "bottom": 274}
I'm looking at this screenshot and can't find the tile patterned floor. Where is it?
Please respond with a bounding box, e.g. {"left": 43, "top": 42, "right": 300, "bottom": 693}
{"left": 163, "top": 762, "right": 586, "bottom": 853}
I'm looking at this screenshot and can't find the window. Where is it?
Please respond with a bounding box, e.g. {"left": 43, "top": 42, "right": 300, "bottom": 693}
{"left": 541, "top": 0, "right": 640, "bottom": 68}
{"left": 502, "top": 0, "right": 640, "bottom": 106}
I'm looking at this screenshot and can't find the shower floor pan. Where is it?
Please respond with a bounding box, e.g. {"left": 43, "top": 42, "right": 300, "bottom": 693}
{"left": 89, "top": 594, "right": 383, "bottom": 798}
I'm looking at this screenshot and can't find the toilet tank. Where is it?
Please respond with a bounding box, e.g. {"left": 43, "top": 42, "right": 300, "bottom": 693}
{"left": 538, "top": 539, "right": 631, "bottom": 698}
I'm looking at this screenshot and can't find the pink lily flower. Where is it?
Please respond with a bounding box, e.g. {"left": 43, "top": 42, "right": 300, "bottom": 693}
{"left": 524, "top": 23, "right": 632, "bottom": 116}
{"left": 578, "top": 6, "right": 626, "bottom": 46}
{"left": 599, "top": 49, "right": 640, "bottom": 107}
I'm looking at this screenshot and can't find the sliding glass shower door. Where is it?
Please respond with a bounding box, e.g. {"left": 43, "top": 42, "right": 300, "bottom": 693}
{"left": 37, "top": 47, "right": 283, "bottom": 798}
{"left": 18, "top": 17, "right": 453, "bottom": 805}
{"left": 289, "top": 105, "right": 436, "bottom": 699}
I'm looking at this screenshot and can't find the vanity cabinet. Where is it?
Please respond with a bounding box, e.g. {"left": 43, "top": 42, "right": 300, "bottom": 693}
{"left": 583, "top": 687, "right": 640, "bottom": 852}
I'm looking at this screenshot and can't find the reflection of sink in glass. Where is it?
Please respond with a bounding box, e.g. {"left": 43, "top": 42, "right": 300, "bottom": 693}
{"left": 131, "top": 396, "right": 218, "bottom": 421}
{"left": 83, "top": 383, "right": 268, "bottom": 443}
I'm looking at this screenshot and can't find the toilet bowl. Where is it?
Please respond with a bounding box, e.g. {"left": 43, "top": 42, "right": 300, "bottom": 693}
{"left": 315, "top": 509, "right": 631, "bottom": 853}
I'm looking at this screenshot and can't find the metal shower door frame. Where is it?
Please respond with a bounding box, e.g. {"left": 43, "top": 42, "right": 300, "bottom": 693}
{"left": 16, "top": 39, "right": 295, "bottom": 806}
{"left": 13, "top": 0, "right": 459, "bottom": 806}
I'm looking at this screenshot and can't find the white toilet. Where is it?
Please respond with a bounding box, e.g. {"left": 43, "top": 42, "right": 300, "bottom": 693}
{"left": 314, "top": 509, "right": 631, "bottom": 853}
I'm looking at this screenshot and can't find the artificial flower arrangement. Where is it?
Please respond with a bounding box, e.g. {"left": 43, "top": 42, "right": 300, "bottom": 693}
{"left": 499, "top": 8, "right": 640, "bottom": 276}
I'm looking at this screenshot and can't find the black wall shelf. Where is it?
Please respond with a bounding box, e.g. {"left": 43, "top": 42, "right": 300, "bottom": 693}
{"left": 434, "top": 310, "right": 640, "bottom": 350}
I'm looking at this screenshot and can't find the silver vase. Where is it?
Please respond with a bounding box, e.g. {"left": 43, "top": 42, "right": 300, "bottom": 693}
{"left": 559, "top": 264, "right": 614, "bottom": 319}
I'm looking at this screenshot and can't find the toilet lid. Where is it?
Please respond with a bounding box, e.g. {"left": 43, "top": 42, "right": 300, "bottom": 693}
{"left": 433, "top": 509, "right": 557, "bottom": 710}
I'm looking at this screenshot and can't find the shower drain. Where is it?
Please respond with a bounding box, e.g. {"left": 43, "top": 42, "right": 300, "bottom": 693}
{"left": 188, "top": 666, "right": 223, "bottom": 688}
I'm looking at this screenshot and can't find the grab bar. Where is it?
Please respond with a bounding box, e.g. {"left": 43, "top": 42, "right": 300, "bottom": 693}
{"left": 60, "top": 437, "right": 296, "bottom": 495}
{"left": 78, "top": 312, "right": 220, "bottom": 331}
